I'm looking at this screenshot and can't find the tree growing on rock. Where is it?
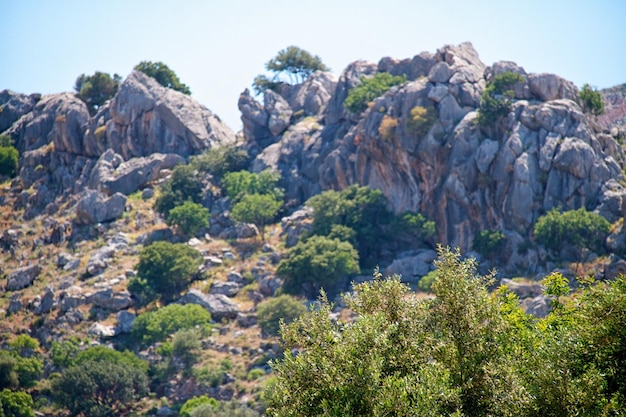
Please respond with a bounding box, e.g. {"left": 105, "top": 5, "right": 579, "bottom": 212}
{"left": 134, "top": 61, "right": 191, "bottom": 95}
{"left": 579, "top": 83, "right": 605, "bottom": 116}
{"left": 253, "top": 46, "right": 329, "bottom": 93}
{"left": 74, "top": 71, "right": 122, "bottom": 115}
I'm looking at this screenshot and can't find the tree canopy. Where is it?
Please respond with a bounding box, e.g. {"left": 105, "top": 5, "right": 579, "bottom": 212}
{"left": 74, "top": 71, "right": 122, "bottom": 115}
{"left": 134, "top": 61, "right": 191, "bottom": 95}
{"left": 266, "top": 246, "right": 626, "bottom": 416}
{"left": 253, "top": 46, "right": 329, "bottom": 93}
{"left": 579, "top": 83, "right": 605, "bottom": 116}
{"left": 344, "top": 72, "right": 406, "bottom": 114}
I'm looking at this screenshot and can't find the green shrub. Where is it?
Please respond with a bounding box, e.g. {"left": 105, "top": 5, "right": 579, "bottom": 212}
{"left": 0, "top": 134, "right": 13, "bottom": 147}
{"left": 344, "top": 73, "right": 406, "bottom": 114}
{"left": 257, "top": 295, "right": 307, "bottom": 336}
{"left": 222, "top": 170, "right": 283, "bottom": 203}
{"left": 192, "top": 145, "right": 249, "bottom": 180}
{"left": 172, "top": 329, "right": 202, "bottom": 374}
{"left": 0, "top": 389, "right": 34, "bottom": 417}
{"left": 477, "top": 72, "right": 524, "bottom": 128}
{"left": 7, "top": 335, "right": 42, "bottom": 388}
{"left": 132, "top": 304, "right": 212, "bottom": 345}
{"left": 50, "top": 337, "right": 82, "bottom": 368}
{"left": 181, "top": 396, "right": 219, "bottom": 417}
{"left": 418, "top": 270, "right": 437, "bottom": 292}
{"left": 166, "top": 200, "right": 210, "bottom": 238}
{"left": 189, "top": 401, "right": 260, "bottom": 417}
{"left": 231, "top": 193, "right": 283, "bottom": 241}
{"left": 407, "top": 105, "right": 437, "bottom": 138}
{"left": 534, "top": 207, "right": 610, "bottom": 256}
{"left": 393, "top": 211, "right": 436, "bottom": 242}
{"left": 154, "top": 163, "right": 203, "bottom": 218}
{"left": 74, "top": 71, "right": 121, "bottom": 115}
{"left": 277, "top": 235, "right": 360, "bottom": 297}
{"left": 306, "top": 185, "right": 394, "bottom": 267}
{"left": 472, "top": 229, "right": 506, "bottom": 262}
{"left": 129, "top": 241, "right": 202, "bottom": 303}
{"left": 246, "top": 368, "right": 267, "bottom": 381}
{"left": 0, "top": 146, "right": 18, "bottom": 177}
{"left": 75, "top": 345, "right": 148, "bottom": 373}
{"left": 579, "top": 83, "right": 605, "bottom": 116}
{"left": 134, "top": 61, "right": 191, "bottom": 95}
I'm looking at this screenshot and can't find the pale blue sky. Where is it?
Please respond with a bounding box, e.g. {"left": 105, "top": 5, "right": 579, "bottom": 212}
{"left": 2, "top": 0, "right": 624, "bottom": 130}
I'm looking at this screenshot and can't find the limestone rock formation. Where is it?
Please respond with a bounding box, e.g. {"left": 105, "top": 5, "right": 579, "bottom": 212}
{"left": 242, "top": 42, "right": 625, "bottom": 273}
{"left": 2, "top": 71, "right": 236, "bottom": 219}
{"left": 75, "top": 190, "right": 127, "bottom": 225}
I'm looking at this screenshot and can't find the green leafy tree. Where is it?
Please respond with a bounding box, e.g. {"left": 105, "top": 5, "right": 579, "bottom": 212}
{"left": 191, "top": 145, "right": 249, "bottom": 180}
{"left": 477, "top": 71, "right": 524, "bottom": 128}
{"left": 131, "top": 303, "right": 212, "bottom": 345}
{"left": 579, "top": 83, "right": 605, "bottom": 116}
{"left": 171, "top": 329, "right": 203, "bottom": 375}
{"left": 344, "top": 72, "right": 406, "bottom": 114}
{"left": 166, "top": 200, "right": 210, "bottom": 239}
{"left": 50, "top": 337, "right": 82, "bottom": 368}
{"left": 256, "top": 295, "right": 307, "bottom": 336}
{"left": 129, "top": 241, "right": 203, "bottom": 304}
{"left": 222, "top": 169, "right": 283, "bottom": 203}
{"left": 52, "top": 360, "right": 148, "bottom": 417}
{"left": 180, "top": 396, "right": 218, "bottom": 417}
{"left": 0, "top": 352, "right": 17, "bottom": 389}
{"left": 134, "top": 61, "right": 191, "bottom": 94}
{"left": 7, "top": 335, "right": 42, "bottom": 389}
{"left": 306, "top": 185, "right": 395, "bottom": 267}
{"left": 231, "top": 193, "right": 282, "bottom": 241}
{"left": 154, "top": 163, "right": 203, "bottom": 218}
{"left": 0, "top": 145, "right": 18, "bottom": 178}
{"left": 253, "top": 46, "right": 329, "bottom": 93}
{"left": 0, "top": 389, "right": 34, "bottom": 417}
{"left": 75, "top": 345, "right": 149, "bottom": 373}
{"left": 533, "top": 207, "right": 610, "bottom": 258}
{"left": 472, "top": 229, "right": 506, "bottom": 262}
{"left": 74, "top": 71, "right": 122, "bottom": 115}
{"left": 277, "top": 235, "right": 360, "bottom": 297}
{"left": 0, "top": 135, "right": 13, "bottom": 147}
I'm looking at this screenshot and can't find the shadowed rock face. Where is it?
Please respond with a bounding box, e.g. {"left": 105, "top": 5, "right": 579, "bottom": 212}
{"left": 1, "top": 71, "right": 236, "bottom": 217}
{"left": 242, "top": 42, "right": 625, "bottom": 265}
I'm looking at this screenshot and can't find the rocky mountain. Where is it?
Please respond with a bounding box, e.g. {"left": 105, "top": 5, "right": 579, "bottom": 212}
{"left": 241, "top": 42, "right": 626, "bottom": 273}
{"left": 1, "top": 42, "right": 626, "bottom": 416}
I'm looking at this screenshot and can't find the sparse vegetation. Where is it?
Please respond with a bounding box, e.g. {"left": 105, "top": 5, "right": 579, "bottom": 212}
{"left": 407, "top": 105, "right": 437, "bottom": 137}
{"left": 256, "top": 295, "right": 307, "bottom": 336}
{"left": 344, "top": 73, "right": 406, "bottom": 114}
{"left": 378, "top": 115, "right": 399, "bottom": 140}
{"left": 477, "top": 71, "right": 524, "bottom": 128}
{"left": 579, "top": 83, "right": 605, "bottom": 116}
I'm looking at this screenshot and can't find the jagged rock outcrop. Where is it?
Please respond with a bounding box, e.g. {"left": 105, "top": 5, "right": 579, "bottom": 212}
{"left": 2, "top": 71, "right": 235, "bottom": 218}
{"left": 6, "top": 264, "right": 42, "bottom": 291}
{"left": 243, "top": 42, "right": 625, "bottom": 272}
{"left": 75, "top": 190, "right": 127, "bottom": 225}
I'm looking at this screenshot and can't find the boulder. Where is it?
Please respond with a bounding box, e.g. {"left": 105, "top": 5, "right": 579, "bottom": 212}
{"left": 115, "top": 310, "right": 136, "bottom": 334}
{"left": 384, "top": 250, "right": 437, "bottom": 284}
{"left": 103, "top": 71, "right": 236, "bottom": 160}
{"left": 500, "top": 278, "right": 543, "bottom": 299}
{"left": 210, "top": 281, "right": 241, "bottom": 297}
{"left": 521, "top": 295, "right": 551, "bottom": 318}
{"left": 6, "top": 264, "right": 41, "bottom": 290}
{"left": 264, "top": 90, "right": 292, "bottom": 137}
{"left": 88, "top": 322, "right": 116, "bottom": 338}
{"left": 59, "top": 286, "right": 86, "bottom": 312}
{"left": 8, "top": 293, "right": 23, "bottom": 314}
{"left": 0, "top": 90, "right": 38, "bottom": 132}
{"left": 75, "top": 190, "right": 127, "bottom": 225}
{"left": 35, "top": 286, "right": 55, "bottom": 315}
{"left": 178, "top": 289, "right": 240, "bottom": 321}
{"left": 88, "top": 289, "right": 133, "bottom": 311}
{"left": 91, "top": 152, "right": 184, "bottom": 196}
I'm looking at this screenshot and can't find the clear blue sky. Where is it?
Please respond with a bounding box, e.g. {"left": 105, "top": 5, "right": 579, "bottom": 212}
{"left": 2, "top": 0, "right": 624, "bottom": 131}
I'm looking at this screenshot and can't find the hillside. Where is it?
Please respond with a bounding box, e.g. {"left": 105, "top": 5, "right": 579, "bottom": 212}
{"left": 0, "top": 42, "right": 625, "bottom": 416}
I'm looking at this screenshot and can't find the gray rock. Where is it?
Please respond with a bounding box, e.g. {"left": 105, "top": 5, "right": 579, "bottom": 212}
{"left": 227, "top": 271, "right": 246, "bottom": 285}
{"left": 428, "top": 62, "right": 454, "bottom": 83}
{"left": 521, "top": 295, "right": 551, "bottom": 318}
{"left": 104, "top": 71, "right": 236, "bottom": 160}
{"left": 264, "top": 90, "right": 292, "bottom": 137}
{"left": 238, "top": 88, "right": 271, "bottom": 147}
{"left": 0, "top": 89, "right": 37, "bottom": 132}
{"left": 604, "top": 257, "right": 626, "bottom": 280}
{"left": 115, "top": 310, "right": 136, "bottom": 334}
{"left": 237, "top": 312, "right": 257, "bottom": 328}
{"left": 280, "top": 207, "right": 313, "bottom": 248}
{"left": 528, "top": 73, "right": 577, "bottom": 102}
{"left": 6, "top": 264, "right": 41, "bottom": 290}
{"left": 59, "top": 286, "right": 86, "bottom": 312}
{"left": 235, "top": 223, "right": 258, "bottom": 239}
{"left": 75, "top": 190, "right": 127, "bottom": 225}
{"left": 384, "top": 250, "right": 437, "bottom": 284}
{"left": 500, "top": 278, "right": 543, "bottom": 299}
{"left": 92, "top": 151, "right": 184, "bottom": 196}
{"left": 35, "top": 286, "right": 55, "bottom": 315}
{"left": 210, "top": 281, "right": 241, "bottom": 297}
{"left": 258, "top": 275, "right": 284, "bottom": 297}
{"left": 88, "top": 289, "right": 133, "bottom": 311}
{"left": 178, "top": 289, "right": 240, "bottom": 321}
{"left": 88, "top": 322, "right": 116, "bottom": 338}
{"left": 8, "top": 293, "right": 23, "bottom": 314}
{"left": 475, "top": 139, "right": 499, "bottom": 173}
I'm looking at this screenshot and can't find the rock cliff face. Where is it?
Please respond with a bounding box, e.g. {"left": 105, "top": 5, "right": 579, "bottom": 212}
{"left": 241, "top": 42, "right": 625, "bottom": 270}
{"left": 1, "top": 71, "right": 235, "bottom": 219}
